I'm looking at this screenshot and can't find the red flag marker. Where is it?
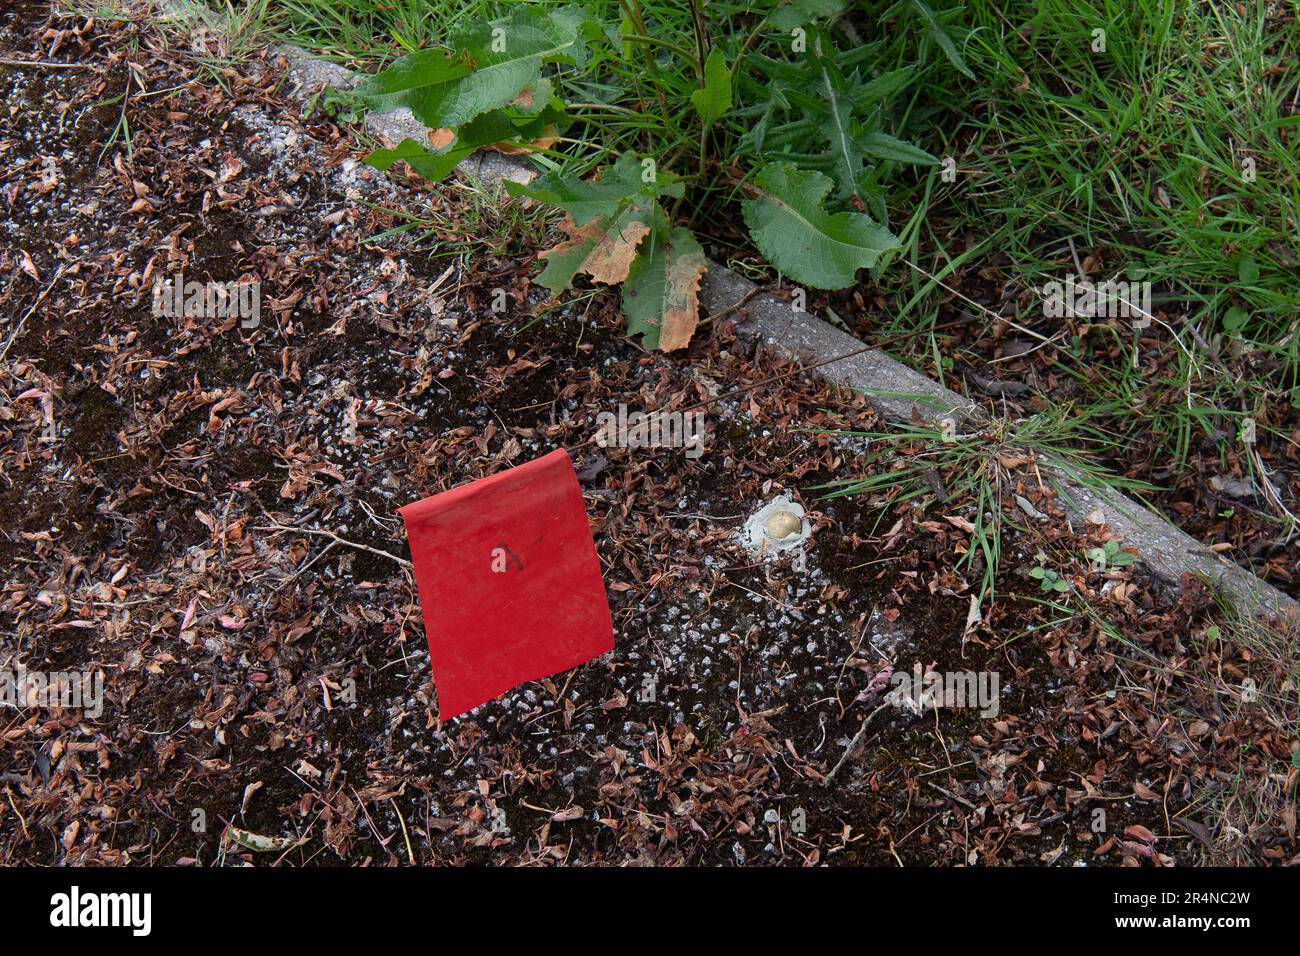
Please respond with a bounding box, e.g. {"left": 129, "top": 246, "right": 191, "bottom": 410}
{"left": 398, "top": 449, "right": 614, "bottom": 720}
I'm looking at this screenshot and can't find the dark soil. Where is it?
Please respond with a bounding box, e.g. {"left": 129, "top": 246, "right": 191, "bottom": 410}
{"left": 1, "top": 2, "right": 1296, "bottom": 867}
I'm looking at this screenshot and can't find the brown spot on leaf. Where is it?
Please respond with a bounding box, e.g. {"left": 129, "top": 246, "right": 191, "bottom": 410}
{"left": 538, "top": 214, "right": 649, "bottom": 286}
{"left": 494, "top": 124, "right": 559, "bottom": 156}
{"left": 538, "top": 214, "right": 603, "bottom": 264}
{"left": 659, "top": 245, "right": 707, "bottom": 352}
{"left": 582, "top": 220, "right": 650, "bottom": 285}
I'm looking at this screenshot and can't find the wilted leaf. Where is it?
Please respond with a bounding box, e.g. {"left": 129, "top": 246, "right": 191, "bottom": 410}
{"left": 535, "top": 201, "right": 654, "bottom": 291}
{"left": 222, "top": 826, "right": 306, "bottom": 853}
{"left": 581, "top": 209, "right": 653, "bottom": 284}
{"left": 1123, "top": 824, "right": 1157, "bottom": 844}
{"left": 1174, "top": 817, "right": 1214, "bottom": 847}
{"left": 622, "top": 226, "right": 708, "bottom": 351}
{"left": 1132, "top": 781, "right": 1159, "bottom": 800}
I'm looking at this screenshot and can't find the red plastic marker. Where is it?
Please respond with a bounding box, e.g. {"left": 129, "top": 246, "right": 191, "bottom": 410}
{"left": 398, "top": 449, "right": 614, "bottom": 720}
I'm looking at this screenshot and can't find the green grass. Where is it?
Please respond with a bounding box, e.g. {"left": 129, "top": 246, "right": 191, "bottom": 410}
{"left": 251, "top": 0, "right": 501, "bottom": 64}
{"left": 884, "top": 0, "right": 1300, "bottom": 468}
{"left": 959, "top": 1, "right": 1297, "bottom": 328}
{"left": 235, "top": 1, "right": 953, "bottom": 221}
{"left": 363, "top": 176, "right": 562, "bottom": 263}
{"left": 817, "top": 402, "right": 1154, "bottom": 605}
{"left": 221, "top": 0, "right": 1299, "bottom": 340}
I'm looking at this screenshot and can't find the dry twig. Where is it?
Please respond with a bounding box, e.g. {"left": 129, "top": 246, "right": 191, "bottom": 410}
{"left": 252, "top": 520, "right": 412, "bottom": 569}
{"left": 824, "top": 701, "right": 891, "bottom": 786}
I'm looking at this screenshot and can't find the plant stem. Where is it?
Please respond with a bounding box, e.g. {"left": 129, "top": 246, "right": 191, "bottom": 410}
{"left": 618, "top": 0, "right": 670, "bottom": 125}
{"left": 730, "top": 6, "right": 777, "bottom": 78}
{"left": 686, "top": 0, "right": 709, "bottom": 77}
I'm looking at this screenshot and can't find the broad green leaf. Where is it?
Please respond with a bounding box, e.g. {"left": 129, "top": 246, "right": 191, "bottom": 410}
{"left": 366, "top": 138, "right": 466, "bottom": 183}
{"left": 622, "top": 226, "right": 708, "bottom": 351}
{"left": 743, "top": 53, "right": 810, "bottom": 85}
{"left": 536, "top": 233, "right": 599, "bottom": 293}
{"left": 858, "top": 131, "right": 938, "bottom": 165}
{"left": 799, "top": 0, "right": 849, "bottom": 14}
{"left": 741, "top": 162, "right": 899, "bottom": 289}
{"left": 1223, "top": 305, "right": 1249, "bottom": 333}
{"left": 352, "top": 49, "right": 473, "bottom": 106}
{"left": 505, "top": 152, "right": 647, "bottom": 225}
{"left": 618, "top": 14, "right": 635, "bottom": 59}
{"left": 848, "top": 67, "right": 916, "bottom": 110}
{"left": 813, "top": 45, "right": 862, "bottom": 201}
{"left": 691, "top": 48, "right": 732, "bottom": 126}
{"left": 355, "top": 7, "right": 589, "bottom": 130}
{"left": 770, "top": 0, "right": 849, "bottom": 30}
{"left": 742, "top": 35, "right": 931, "bottom": 202}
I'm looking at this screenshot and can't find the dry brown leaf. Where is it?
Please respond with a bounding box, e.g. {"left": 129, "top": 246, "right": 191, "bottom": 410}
{"left": 1124, "top": 823, "right": 1157, "bottom": 843}
{"left": 538, "top": 214, "right": 649, "bottom": 287}
{"left": 944, "top": 514, "right": 976, "bottom": 533}
{"left": 428, "top": 128, "right": 456, "bottom": 149}
{"left": 538, "top": 215, "right": 604, "bottom": 265}
{"left": 658, "top": 253, "right": 707, "bottom": 352}
{"left": 582, "top": 220, "right": 650, "bottom": 284}
{"left": 1133, "top": 781, "right": 1159, "bottom": 800}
